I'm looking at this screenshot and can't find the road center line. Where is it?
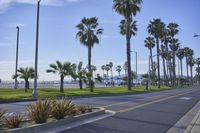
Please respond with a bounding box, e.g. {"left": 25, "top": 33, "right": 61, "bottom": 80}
{"left": 101, "top": 90, "right": 194, "bottom": 109}
{"left": 117, "top": 90, "right": 197, "bottom": 113}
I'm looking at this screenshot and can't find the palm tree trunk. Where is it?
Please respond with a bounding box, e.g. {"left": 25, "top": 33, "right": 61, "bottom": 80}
{"left": 25, "top": 79, "right": 29, "bottom": 92}
{"left": 190, "top": 66, "right": 193, "bottom": 85}
{"left": 150, "top": 48, "right": 153, "bottom": 77}
{"left": 169, "top": 60, "right": 173, "bottom": 86}
{"left": 156, "top": 38, "right": 161, "bottom": 88}
{"left": 180, "top": 59, "right": 183, "bottom": 78}
{"left": 111, "top": 68, "right": 114, "bottom": 86}
{"left": 172, "top": 52, "right": 176, "bottom": 86}
{"left": 88, "top": 46, "right": 93, "bottom": 92}
{"left": 60, "top": 75, "right": 64, "bottom": 93}
{"left": 126, "top": 17, "right": 132, "bottom": 91}
{"left": 162, "top": 58, "right": 167, "bottom": 85}
{"left": 186, "top": 57, "right": 189, "bottom": 84}
{"left": 180, "top": 59, "right": 183, "bottom": 86}
{"left": 79, "top": 79, "right": 82, "bottom": 89}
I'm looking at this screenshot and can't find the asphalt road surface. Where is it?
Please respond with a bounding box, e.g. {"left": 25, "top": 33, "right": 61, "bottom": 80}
{"left": 1, "top": 86, "right": 200, "bottom": 133}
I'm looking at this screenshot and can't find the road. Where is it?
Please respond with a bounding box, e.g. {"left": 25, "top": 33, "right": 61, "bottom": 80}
{"left": 1, "top": 86, "right": 200, "bottom": 133}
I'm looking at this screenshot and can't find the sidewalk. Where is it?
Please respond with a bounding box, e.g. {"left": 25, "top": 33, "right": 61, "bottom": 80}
{"left": 184, "top": 110, "right": 200, "bottom": 133}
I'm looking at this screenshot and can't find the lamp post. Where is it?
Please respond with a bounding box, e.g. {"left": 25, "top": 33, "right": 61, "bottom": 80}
{"left": 14, "top": 26, "right": 20, "bottom": 89}
{"left": 131, "top": 51, "right": 138, "bottom": 85}
{"left": 33, "top": 0, "right": 41, "bottom": 99}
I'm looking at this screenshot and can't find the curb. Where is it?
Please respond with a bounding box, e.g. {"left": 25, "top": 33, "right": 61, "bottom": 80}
{"left": 184, "top": 110, "right": 200, "bottom": 133}
{"left": 4, "top": 107, "right": 106, "bottom": 133}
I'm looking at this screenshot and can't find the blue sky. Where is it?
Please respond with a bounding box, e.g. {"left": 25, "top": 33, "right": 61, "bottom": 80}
{"left": 0, "top": 0, "right": 200, "bottom": 81}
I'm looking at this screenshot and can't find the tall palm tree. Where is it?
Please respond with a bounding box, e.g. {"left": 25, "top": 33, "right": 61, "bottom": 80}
{"left": 101, "top": 65, "right": 106, "bottom": 78}
{"left": 188, "top": 56, "right": 195, "bottom": 85}
{"left": 161, "top": 28, "right": 171, "bottom": 81}
{"left": 168, "top": 22, "right": 179, "bottom": 86}
{"left": 169, "top": 38, "right": 180, "bottom": 86}
{"left": 196, "top": 66, "right": 200, "bottom": 85}
{"left": 113, "top": 0, "right": 142, "bottom": 90}
{"left": 196, "top": 58, "right": 200, "bottom": 84}
{"left": 116, "top": 65, "right": 122, "bottom": 77}
{"left": 46, "top": 61, "right": 72, "bottom": 93}
{"left": 144, "top": 36, "right": 155, "bottom": 78}
{"left": 176, "top": 49, "right": 185, "bottom": 78}
{"left": 147, "top": 18, "right": 165, "bottom": 88}
{"left": 76, "top": 17, "right": 103, "bottom": 92}
{"left": 105, "top": 65, "right": 110, "bottom": 83}
{"left": 160, "top": 45, "right": 168, "bottom": 83}
{"left": 184, "top": 47, "right": 194, "bottom": 82}
{"left": 108, "top": 62, "right": 114, "bottom": 85}
{"left": 17, "top": 67, "right": 35, "bottom": 92}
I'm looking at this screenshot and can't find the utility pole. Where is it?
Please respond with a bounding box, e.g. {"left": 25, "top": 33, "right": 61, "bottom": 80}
{"left": 14, "top": 26, "right": 20, "bottom": 89}
{"left": 33, "top": 0, "right": 41, "bottom": 99}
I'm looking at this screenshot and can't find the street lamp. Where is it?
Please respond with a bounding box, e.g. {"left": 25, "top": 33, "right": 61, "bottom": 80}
{"left": 14, "top": 26, "right": 20, "bottom": 89}
{"left": 33, "top": 0, "right": 41, "bottom": 99}
{"left": 131, "top": 51, "right": 138, "bottom": 85}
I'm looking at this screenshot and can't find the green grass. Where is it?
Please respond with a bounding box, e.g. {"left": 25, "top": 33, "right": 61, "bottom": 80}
{"left": 0, "top": 86, "right": 171, "bottom": 101}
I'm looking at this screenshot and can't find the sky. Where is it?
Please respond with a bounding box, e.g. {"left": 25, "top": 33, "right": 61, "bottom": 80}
{"left": 0, "top": 0, "right": 200, "bottom": 81}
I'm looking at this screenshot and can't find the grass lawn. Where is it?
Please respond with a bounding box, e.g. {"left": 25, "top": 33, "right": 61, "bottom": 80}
{"left": 0, "top": 86, "right": 171, "bottom": 101}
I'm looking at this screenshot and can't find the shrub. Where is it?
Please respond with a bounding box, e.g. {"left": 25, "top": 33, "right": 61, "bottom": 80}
{"left": 26, "top": 99, "right": 51, "bottom": 124}
{"left": 77, "top": 105, "right": 93, "bottom": 114}
{"left": 67, "top": 106, "right": 80, "bottom": 116}
{"left": 0, "top": 108, "right": 6, "bottom": 122}
{"left": 50, "top": 97, "right": 75, "bottom": 120}
{"left": 4, "top": 113, "right": 22, "bottom": 129}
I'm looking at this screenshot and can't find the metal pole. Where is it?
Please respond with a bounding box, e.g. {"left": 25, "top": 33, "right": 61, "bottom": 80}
{"left": 33, "top": 0, "right": 41, "bottom": 99}
{"left": 136, "top": 52, "right": 138, "bottom": 85}
{"left": 14, "top": 26, "right": 19, "bottom": 89}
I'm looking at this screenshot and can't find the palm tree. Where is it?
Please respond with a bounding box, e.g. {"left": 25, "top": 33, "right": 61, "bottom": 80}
{"left": 188, "top": 56, "right": 195, "bottom": 85}
{"left": 147, "top": 18, "right": 165, "bottom": 88}
{"left": 196, "top": 67, "right": 200, "bottom": 85}
{"left": 76, "top": 17, "right": 103, "bottom": 92}
{"left": 113, "top": 0, "right": 142, "bottom": 91}
{"left": 73, "top": 62, "right": 86, "bottom": 90}
{"left": 46, "top": 61, "right": 72, "bottom": 93}
{"left": 160, "top": 45, "right": 168, "bottom": 84}
{"left": 108, "top": 62, "right": 114, "bottom": 85}
{"left": 196, "top": 58, "right": 200, "bottom": 84}
{"left": 101, "top": 65, "right": 106, "bottom": 78}
{"left": 168, "top": 23, "right": 179, "bottom": 86}
{"left": 169, "top": 38, "right": 180, "bottom": 86}
{"left": 161, "top": 27, "right": 171, "bottom": 82}
{"left": 17, "top": 67, "right": 35, "bottom": 92}
{"left": 176, "top": 49, "right": 185, "bottom": 78}
{"left": 105, "top": 64, "right": 110, "bottom": 83}
{"left": 184, "top": 47, "right": 194, "bottom": 82}
{"left": 116, "top": 65, "right": 122, "bottom": 77}
{"left": 144, "top": 36, "right": 155, "bottom": 78}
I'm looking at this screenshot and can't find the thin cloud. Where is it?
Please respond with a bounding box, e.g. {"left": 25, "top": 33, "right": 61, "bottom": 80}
{"left": 0, "top": 0, "right": 83, "bottom": 14}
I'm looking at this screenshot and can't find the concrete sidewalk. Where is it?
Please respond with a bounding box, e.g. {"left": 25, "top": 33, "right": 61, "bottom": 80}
{"left": 184, "top": 110, "right": 200, "bottom": 133}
